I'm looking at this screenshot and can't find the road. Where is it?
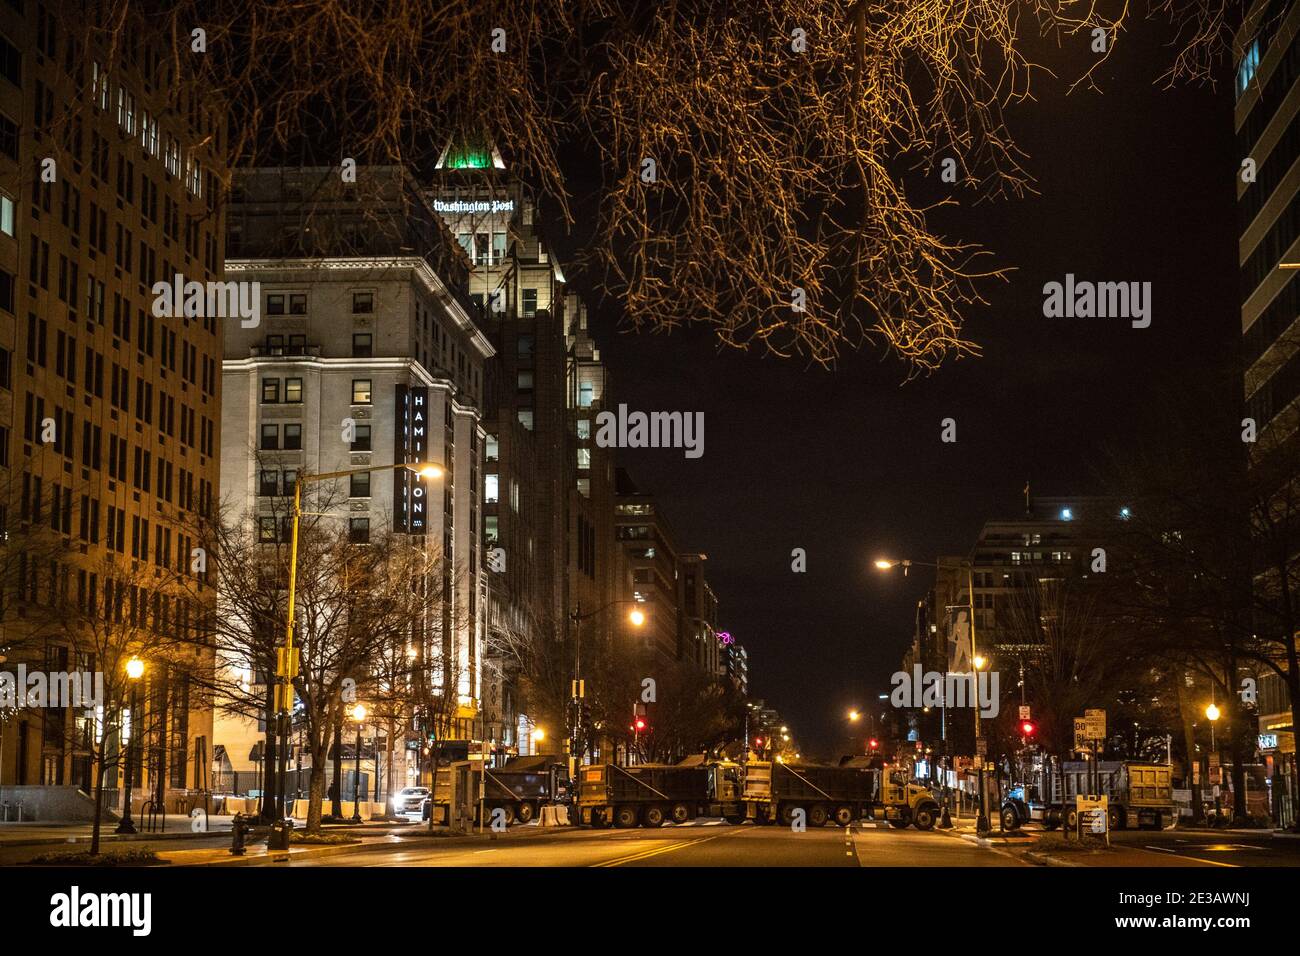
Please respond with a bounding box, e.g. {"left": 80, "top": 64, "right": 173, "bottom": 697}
{"left": 281, "top": 818, "right": 1028, "bottom": 867}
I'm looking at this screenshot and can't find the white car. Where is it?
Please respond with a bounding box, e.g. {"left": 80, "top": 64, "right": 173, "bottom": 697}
{"left": 393, "top": 787, "right": 430, "bottom": 814}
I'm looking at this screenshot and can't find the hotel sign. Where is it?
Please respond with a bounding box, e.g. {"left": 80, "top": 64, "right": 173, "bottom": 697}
{"left": 394, "top": 385, "right": 431, "bottom": 534}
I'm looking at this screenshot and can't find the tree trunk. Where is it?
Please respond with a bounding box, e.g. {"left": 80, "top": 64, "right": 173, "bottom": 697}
{"left": 89, "top": 737, "right": 108, "bottom": 856}
{"left": 1288, "top": 673, "right": 1300, "bottom": 831}
{"left": 307, "top": 751, "right": 326, "bottom": 834}
{"left": 330, "top": 711, "right": 343, "bottom": 819}
{"left": 260, "top": 684, "right": 277, "bottom": 823}
{"left": 1175, "top": 672, "right": 1202, "bottom": 824}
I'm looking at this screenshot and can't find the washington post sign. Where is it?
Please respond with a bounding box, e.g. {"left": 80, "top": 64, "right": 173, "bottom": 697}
{"left": 394, "top": 385, "right": 431, "bottom": 534}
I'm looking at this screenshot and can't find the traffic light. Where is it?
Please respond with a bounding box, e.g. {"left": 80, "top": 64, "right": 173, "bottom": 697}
{"left": 754, "top": 736, "right": 764, "bottom": 749}
{"left": 634, "top": 717, "right": 647, "bottom": 732}
{"left": 868, "top": 738, "right": 879, "bottom": 751}
{"left": 1021, "top": 720, "right": 1036, "bottom": 736}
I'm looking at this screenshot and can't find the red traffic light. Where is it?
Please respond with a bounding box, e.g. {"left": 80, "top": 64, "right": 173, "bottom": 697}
{"left": 634, "top": 717, "right": 647, "bottom": 731}
{"left": 754, "top": 736, "right": 764, "bottom": 747}
{"left": 868, "top": 738, "right": 879, "bottom": 750}
{"left": 1021, "top": 721, "right": 1036, "bottom": 736}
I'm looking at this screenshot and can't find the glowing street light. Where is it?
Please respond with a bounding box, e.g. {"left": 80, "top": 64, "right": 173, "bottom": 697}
{"left": 1205, "top": 703, "right": 1220, "bottom": 722}
{"left": 848, "top": 710, "right": 861, "bottom": 722}
{"left": 972, "top": 654, "right": 987, "bottom": 671}
{"left": 628, "top": 608, "right": 646, "bottom": 627}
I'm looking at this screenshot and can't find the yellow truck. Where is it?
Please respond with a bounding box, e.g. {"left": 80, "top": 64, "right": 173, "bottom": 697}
{"left": 740, "top": 761, "right": 941, "bottom": 830}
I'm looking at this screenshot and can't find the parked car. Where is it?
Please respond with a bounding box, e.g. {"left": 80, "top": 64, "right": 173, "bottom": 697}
{"left": 393, "top": 787, "right": 430, "bottom": 814}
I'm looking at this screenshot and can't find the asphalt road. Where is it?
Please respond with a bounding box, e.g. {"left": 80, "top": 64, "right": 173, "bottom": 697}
{"left": 281, "top": 818, "right": 1028, "bottom": 867}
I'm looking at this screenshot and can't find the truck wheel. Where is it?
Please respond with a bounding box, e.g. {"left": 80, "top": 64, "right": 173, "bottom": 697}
{"left": 913, "top": 805, "right": 937, "bottom": 831}
{"left": 1042, "top": 818, "right": 1059, "bottom": 831}
{"left": 1000, "top": 807, "right": 1020, "bottom": 832}
{"left": 1065, "top": 808, "right": 1078, "bottom": 830}
{"left": 515, "top": 802, "right": 535, "bottom": 824}
{"left": 643, "top": 805, "right": 666, "bottom": 828}
{"left": 808, "top": 804, "right": 829, "bottom": 827}
{"left": 724, "top": 814, "right": 746, "bottom": 826}
{"left": 778, "top": 804, "right": 798, "bottom": 827}
{"left": 670, "top": 803, "right": 692, "bottom": 825}
{"left": 614, "top": 805, "right": 639, "bottom": 829}
{"left": 832, "top": 805, "right": 854, "bottom": 827}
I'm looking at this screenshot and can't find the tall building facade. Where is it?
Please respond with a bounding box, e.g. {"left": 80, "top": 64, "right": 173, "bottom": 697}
{"left": 1237, "top": 0, "right": 1300, "bottom": 820}
{"left": 430, "top": 146, "right": 572, "bottom": 756}
{"left": 0, "top": 9, "right": 222, "bottom": 811}
{"left": 217, "top": 166, "right": 490, "bottom": 789}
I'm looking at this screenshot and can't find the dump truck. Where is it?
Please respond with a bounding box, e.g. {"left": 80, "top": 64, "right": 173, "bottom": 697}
{"left": 576, "top": 763, "right": 712, "bottom": 828}
{"left": 741, "top": 761, "right": 942, "bottom": 830}
{"left": 426, "top": 754, "right": 568, "bottom": 826}
{"left": 1001, "top": 760, "right": 1174, "bottom": 831}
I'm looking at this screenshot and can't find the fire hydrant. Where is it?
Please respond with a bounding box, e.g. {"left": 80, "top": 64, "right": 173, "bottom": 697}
{"left": 230, "top": 812, "right": 251, "bottom": 856}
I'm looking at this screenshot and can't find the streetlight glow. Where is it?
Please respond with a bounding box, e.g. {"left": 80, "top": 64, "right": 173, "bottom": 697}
{"left": 628, "top": 608, "right": 646, "bottom": 627}
{"left": 873, "top": 558, "right": 896, "bottom": 570}
{"left": 125, "top": 657, "right": 145, "bottom": 681}
{"left": 1205, "top": 703, "right": 1220, "bottom": 722}
{"left": 972, "top": 655, "right": 987, "bottom": 670}
{"left": 848, "top": 710, "right": 861, "bottom": 722}
{"left": 352, "top": 703, "right": 367, "bottom": 722}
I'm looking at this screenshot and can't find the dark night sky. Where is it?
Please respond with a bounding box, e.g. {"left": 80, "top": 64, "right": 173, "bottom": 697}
{"left": 555, "top": 18, "right": 1240, "bottom": 752}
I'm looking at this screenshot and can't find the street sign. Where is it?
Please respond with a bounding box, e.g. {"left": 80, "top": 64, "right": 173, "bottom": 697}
{"left": 1085, "top": 708, "right": 1106, "bottom": 740}
{"left": 1076, "top": 794, "right": 1109, "bottom": 841}
{"left": 975, "top": 737, "right": 987, "bottom": 757}
{"left": 1018, "top": 705, "right": 1031, "bottom": 721}
{"left": 1073, "top": 718, "right": 1090, "bottom": 752}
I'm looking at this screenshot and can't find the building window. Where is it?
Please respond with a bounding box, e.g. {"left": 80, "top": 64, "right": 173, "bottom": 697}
{"left": 352, "top": 292, "right": 374, "bottom": 314}
{"left": 517, "top": 371, "right": 533, "bottom": 391}
{"left": 0, "top": 193, "right": 13, "bottom": 237}
{"left": 261, "top": 378, "right": 279, "bottom": 403}
{"left": 260, "top": 424, "right": 279, "bottom": 450}
{"left": 352, "top": 379, "right": 372, "bottom": 404}
{"left": 352, "top": 333, "right": 372, "bottom": 357}
{"left": 266, "top": 294, "right": 284, "bottom": 315}
{"left": 517, "top": 409, "right": 534, "bottom": 430}
{"left": 350, "top": 424, "right": 370, "bottom": 451}
{"left": 485, "top": 435, "right": 498, "bottom": 461}
{"left": 522, "top": 289, "right": 537, "bottom": 317}
{"left": 284, "top": 378, "right": 303, "bottom": 403}
{"left": 577, "top": 477, "right": 590, "bottom": 498}
{"left": 517, "top": 334, "right": 534, "bottom": 357}
{"left": 484, "top": 515, "right": 499, "bottom": 544}
{"left": 289, "top": 293, "right": 307, "bottom": 314}
{"left": 349, "top": 517, "right": 370, "bottom": 543}
{"left": 284, "top": 424, "right": 302, "bottom": 450}
{"left": 577, "top": 448, "right": 591, "bottom": 470}
{"left": 1238, "top": 40, "right": 1261, "bottom": 98}
{"left": 578, "top": 382, "right": 594, "bottom": 408}
{"left": 258, "top": 517, "right": 277, "bottom": 542}
{"left": 576, "top": 420, "right": 590, "bottom": 439}
{"left": 350, "top": 472, "right": 370, "bottom": 498}
{"left": 259, "top": 470, "right": 278, "bottom": 497}
{"left": 484, "top": 474, "right": 499, "bottom": 503}
{"left": 265, "top": 335, "right": 284, "bottom": 356}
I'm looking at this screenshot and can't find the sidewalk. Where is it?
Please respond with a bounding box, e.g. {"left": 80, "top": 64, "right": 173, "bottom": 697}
{"left": 0, "top": 815, "right": 422, "bottom": 849}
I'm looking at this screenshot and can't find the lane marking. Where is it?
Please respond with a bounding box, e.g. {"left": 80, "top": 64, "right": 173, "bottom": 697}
{"left": 1138, "top": 846, "right": 1237, "bottom": 868}
{"left": 1144, "top": 845, "right": 1176, "bottom": 853}
{"left": 591, "top": 832, "right": 733, "bottom": 867}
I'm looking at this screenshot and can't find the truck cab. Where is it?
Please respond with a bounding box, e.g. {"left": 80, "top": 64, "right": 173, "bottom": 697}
{"left": 879, "top": 768, "right": 940, "bottom": 830}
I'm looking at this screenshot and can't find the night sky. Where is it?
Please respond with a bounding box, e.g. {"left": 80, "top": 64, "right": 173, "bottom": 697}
{"left": 556, "top": 17, "right": 1240, "bottom": 752}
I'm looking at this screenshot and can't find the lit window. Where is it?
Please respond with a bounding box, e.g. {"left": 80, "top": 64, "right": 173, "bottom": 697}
{"left": 485, "top": 435, "right": 499, "bottom": 461}
{"left": 485, "top": 474, "right": 499, "bottom": 503}
{"left": 522, "top": 289, "right": 537, "bottom": 317}
{"left": 352, "top": 379, "right": 372, "bottom": 404}
{"left": 578, "top": 383, "right": 594, "bottom": 408}
{"left": 576, "top": 420, "right": 590, "bottom": 439}
{"left": 484, "top": 515, "right": 499, "bottom": 544}
{"left": 0, "top": 193, "right": 13, "bottom": 237}
{"left": 1238, "top": 40, "right": 1261, "bottom": 98}
{"left": 284, "top": 378, "right": 303, "bottom": 403}
{"left": 577, "top": 448, "right": 591, "bottom": 469}
{"left": 261, "top": 378, "right": 280, "bottom": 403}
{"left": 517, "top": 409, "right": 534, "bottom": 430}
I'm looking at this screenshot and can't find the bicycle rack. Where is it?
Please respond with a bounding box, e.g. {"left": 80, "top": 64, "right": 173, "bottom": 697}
{"left": 142, "top": 799, "right": 166, "bottom": 833}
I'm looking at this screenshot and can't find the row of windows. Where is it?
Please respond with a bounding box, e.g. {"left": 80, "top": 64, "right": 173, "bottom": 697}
{"left": 258, "top": 515, "right": 370, "bottom": 544}
{"left": 260, "top": 333, "right": 372, "bottom": 357}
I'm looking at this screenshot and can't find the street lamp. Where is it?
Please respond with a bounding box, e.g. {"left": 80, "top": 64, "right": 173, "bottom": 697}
{"left": 530, "top": 727, "right": 545, "bottom": 755}
{"left": 875, "top": 554, "right": 984, "bottom": 832}
{"left": 568, "top": 600, "right": 647, "bottom": 777}
{"left": 848, "top": 710, "right": 861, "bottom": 722}
{"left": 276, "top": 460, "right": 443, "bottom": 819}
{"left": 351, "top": 703, "right": 367, "bottom": 823}
{"left": 116, "top": 656, "right": 146, "bottom": 834}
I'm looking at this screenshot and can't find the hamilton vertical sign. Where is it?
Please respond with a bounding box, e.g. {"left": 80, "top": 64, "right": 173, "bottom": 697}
{"left": 394, "top": 384, "right": 430, "bottom": 534}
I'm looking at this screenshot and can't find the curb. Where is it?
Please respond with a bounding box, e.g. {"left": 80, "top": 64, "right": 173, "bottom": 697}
{"left": 1024, "top": 850, "right": 1080, "bottom": 867}
{"left": 167, "top": 836, "right": 402, "bottom": 867}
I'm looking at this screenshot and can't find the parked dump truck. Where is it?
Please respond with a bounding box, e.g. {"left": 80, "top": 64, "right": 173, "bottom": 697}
{"left": 576, "top": 762, "right": 711, "bottom": 828}
{"left": 427, "top": 755, "right": 568, "bottom": 826}
{"left": 743, "top": 761, "right": 941, "bottom": 829}
{"left": 1001, "top": 760, "right": 1174, "bottom": 831}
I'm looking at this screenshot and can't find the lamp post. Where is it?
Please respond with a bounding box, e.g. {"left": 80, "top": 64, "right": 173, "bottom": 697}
{"left": 115, "top": 656, "right": 145, "bottom": 834}
{"left": 277, "top": 460, "right": 443, "bottom": 821}
{"left": 351, "top": 703, "right": 367, "bottom": 823}
{"left": 875, "top": 555, "right": 986, "bottom": 833}
{"left": 567, "top": 601, "right": 647, "bottom": 780}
